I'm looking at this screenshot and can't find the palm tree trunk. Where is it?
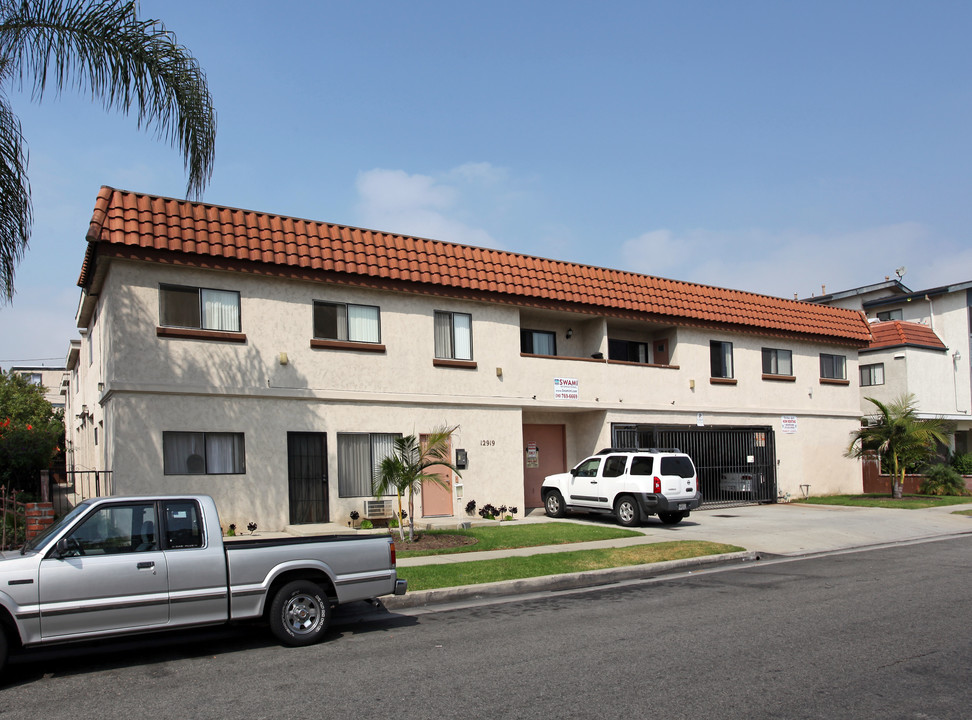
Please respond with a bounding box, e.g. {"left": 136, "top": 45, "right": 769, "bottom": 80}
{"left": 395, "top": 492, "right": 405, "bottom": 542}
{"left": 893, "top": 470, "right": 904, "bottom": 500}
{"left": 408, "top": 490, "right": 415, "bottom": 542}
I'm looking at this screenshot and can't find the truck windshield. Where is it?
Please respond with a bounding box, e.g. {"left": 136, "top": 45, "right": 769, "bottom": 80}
{"left": 20, "top": 502, "right": 92, "bottom": 554}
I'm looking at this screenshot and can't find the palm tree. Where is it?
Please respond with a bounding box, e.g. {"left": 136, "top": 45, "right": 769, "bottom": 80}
{"left": 373, "top": 427, "right": 461, "bottom": 542}
{"left": 847, "top": 394, "right": 951, "bottom": 499}
{"left": 0, "top": 0, "right": 216, "bottom": 300}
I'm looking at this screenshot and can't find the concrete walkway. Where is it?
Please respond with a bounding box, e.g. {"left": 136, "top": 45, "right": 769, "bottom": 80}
{"left": 383, "top": 502, "right": 972, "bottom": 609}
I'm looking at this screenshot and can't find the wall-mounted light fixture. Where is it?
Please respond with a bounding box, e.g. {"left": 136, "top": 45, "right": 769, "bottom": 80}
{"left": 279, "top": 352, "right": 289, "bottom": 365}
{"left": 496, "top": 367, "right": 503, "bottom": 377}
{"left": 566, "top": 328, "right": 573, "bottom": 339}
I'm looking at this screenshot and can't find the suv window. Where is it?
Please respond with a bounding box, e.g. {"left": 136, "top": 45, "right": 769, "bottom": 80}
{"left": 630, "top": 456, "right": 654, "bottom": 475}
{"left": 660, "top": 456, "right": 695, "bottom": 478}
{"left": 574, "top": 458, "right": 602, "bottom": 477}
{"left": 603, "top": 456, "right": 628, "bottom": 478}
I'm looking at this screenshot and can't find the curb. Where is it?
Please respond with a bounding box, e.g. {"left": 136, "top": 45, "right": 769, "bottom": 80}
{"left": 384, "top": 550, "right": 757, "bottom": 609}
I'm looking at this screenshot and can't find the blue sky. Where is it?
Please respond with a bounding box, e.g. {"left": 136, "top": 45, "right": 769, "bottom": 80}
{"left": 2, "top": 0, "right": 971, "bottom": 369}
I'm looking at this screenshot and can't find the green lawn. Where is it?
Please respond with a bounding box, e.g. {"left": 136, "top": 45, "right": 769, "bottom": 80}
{"left": 398, "top": 540, "right": 744, "bottom": 591}
{"left": 395, "top": 522, "right": 642, "bottom": 558}
{"left": 801, "top": 494, "right": 972, "bottom": 509}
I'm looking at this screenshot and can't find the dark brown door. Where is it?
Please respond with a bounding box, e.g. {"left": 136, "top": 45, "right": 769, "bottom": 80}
{"left": 522, "top": 424, "right": 566, "bottom": 508}
{"left": 653, "top": 338, "right": 670, "bottom": 365}
{"left": 287, "top": 432, "right": 328, "bottom": 524}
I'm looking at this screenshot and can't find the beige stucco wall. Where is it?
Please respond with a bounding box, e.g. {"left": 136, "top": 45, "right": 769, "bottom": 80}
{"left": 73, "top": 259, "right": 870, "bottom": 527}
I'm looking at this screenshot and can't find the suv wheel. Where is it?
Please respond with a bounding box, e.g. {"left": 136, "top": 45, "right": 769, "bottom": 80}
{"left": 614, "top": 495, "right": 641, "bottom": 527}
{"left": 544, "top": 491, "right": 566, "bottom": 518}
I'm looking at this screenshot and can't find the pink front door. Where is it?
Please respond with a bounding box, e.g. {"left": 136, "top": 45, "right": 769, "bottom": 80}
{"left": 522, "top": 424, "right": 566, "bottom": 508}
{"left": 421, "top": 434, "right": 453, "bottom": 517}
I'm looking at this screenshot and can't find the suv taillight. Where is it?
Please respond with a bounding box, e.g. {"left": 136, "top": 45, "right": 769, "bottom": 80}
{"left": 653, "top": 477, "right": 662, "bottom": 493}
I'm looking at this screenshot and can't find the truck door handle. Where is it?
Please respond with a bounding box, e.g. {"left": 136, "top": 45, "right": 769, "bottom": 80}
{"left": 137, "top": 561, "right": 155, "bottom": 570}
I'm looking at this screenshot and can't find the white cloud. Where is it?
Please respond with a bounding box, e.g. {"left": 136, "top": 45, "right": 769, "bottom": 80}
{"left": 354, "top": 165, "right": 507, "bottom": 248}
{"left": 619, "top": 222, "right": 970, "bottom": 299}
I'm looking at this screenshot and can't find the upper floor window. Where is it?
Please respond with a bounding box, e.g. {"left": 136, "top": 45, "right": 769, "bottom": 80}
{"left": 314, "top": 301, "right": 380, "bottom": 344}
{"left": 762, "top": 347, "right": 793, "bottom": 376}
{"left": 820, "top": 353, "right": 847, "bottom": 380}
{"left": 521, "top": 329, "right": 556, "bottom": 356}
{"left": 860, "top": 363, "right": 885, "bottom": 387}
{"left": 608, "top": 339, "right": 648, "bottom": 363}
{"left": 163, "top": 431, "right": 246, "bottom": 475}
{"left": 434, "top": 311, "right": 473, "bottom": 360}
{"left": 160, "top": 284, "right": 241, "bottom": 332}
{"left": 876, "top": 309, "right": 902, "bottom": 321}
{"left": 710, "top": 341, "right": 734, "bottom": 379}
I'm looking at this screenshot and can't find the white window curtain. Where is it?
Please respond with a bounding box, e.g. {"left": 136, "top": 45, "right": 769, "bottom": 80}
{"left": 434, "top": 312, "right": 452, "bottom": 358}
{"left": 348, "top": 305, "right": 379, "bottom": 343}
{"left": 163, "top": 432, "right": 205, "bottom": 474}
{"left": 534, "top": 332, "right": 555, "bottom": 356}
{"left": 371, "top": 433, "right": 399, "bottom": 484}
{"left": 453, "top": 314, "right": 472, "bottom": 360}
{"left": 206, "top": 433, "right": 245, "bottom": 474}
{"left": 338, "top": 434, "right": 371, "bottom": 497}
{"left": 201, "top": 289, "right": 240, "bottom": 332}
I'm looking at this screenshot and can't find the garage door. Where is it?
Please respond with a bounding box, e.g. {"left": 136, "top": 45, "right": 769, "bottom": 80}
{"left": 612, "top": 424, "right": 777, "bottom": 508}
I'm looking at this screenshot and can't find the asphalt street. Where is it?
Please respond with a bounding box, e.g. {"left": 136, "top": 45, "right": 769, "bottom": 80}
{"left": 2, "top": 535, "right": 970, "bottom": 719}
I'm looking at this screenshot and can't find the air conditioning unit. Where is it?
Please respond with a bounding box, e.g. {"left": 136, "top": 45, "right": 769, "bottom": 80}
{"left": 363, "top": 499, "right": 393, "bottom": 518}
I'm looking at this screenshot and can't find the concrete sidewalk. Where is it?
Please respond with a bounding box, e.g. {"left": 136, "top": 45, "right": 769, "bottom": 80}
{"left": 384, "top": 502, "right": 972, "bottom": 609}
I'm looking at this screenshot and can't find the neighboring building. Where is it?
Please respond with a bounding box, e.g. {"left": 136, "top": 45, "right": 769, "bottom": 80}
{"left": 65, "top": 187, "right": 873, "bottom": 530}
{"left": 808, "top": 278, "right": 972, "bottom": 455}
{"left": 10, "top": 366, "right": 68, "bottom": 411}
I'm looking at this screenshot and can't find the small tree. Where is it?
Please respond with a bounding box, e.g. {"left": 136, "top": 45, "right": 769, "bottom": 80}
{"left": 373, "top": 426, "right": 461, "bottom": 542}
{"left": 847, "top": 394, "right": 951, "bottom": 499}
{"left": 0, "top": 370, "right": 63, "bottom": 492}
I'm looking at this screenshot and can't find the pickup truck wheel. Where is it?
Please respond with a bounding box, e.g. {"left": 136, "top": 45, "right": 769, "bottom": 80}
{"left": 269, "top": 580, "right": 332, "bottom": 647}
{"left": 544, "top": 491, "right": 566, "bottom": 518}
{"left": 0, "top": 626, "right": 7, "bottom": 674}
{"left": 614, "top": 496, "right": 641, "bottom": 527}
{"left": 658, "top": 512, "right": 685, "bottom": 525}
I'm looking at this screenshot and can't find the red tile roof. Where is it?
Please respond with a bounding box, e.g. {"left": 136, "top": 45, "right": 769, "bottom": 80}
{"left": 866, "top": 321, "right": 946, "bottom": 351}
{"left": 80, "top": 187, "right": 872, "bottom": 344}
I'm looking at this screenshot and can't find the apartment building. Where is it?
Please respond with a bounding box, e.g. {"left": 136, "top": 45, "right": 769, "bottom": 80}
{"left": 64, "top": 187, "right": 872, "bottom": 530}
{"left": 809, "top": 278, "right": 972, "bottom": 454}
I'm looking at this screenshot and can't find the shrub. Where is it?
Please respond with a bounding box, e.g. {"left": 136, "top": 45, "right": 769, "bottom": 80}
{"left": 951, "top": 453, "right": 972, "bottom": 475}
{"left": 359, "top": 519, "right": 374, "bottom": 530}
{"left": 465, "top": 500, "right": 476, "bottom": 515}
{"left": 919, "top": 464, "right": 969, "bottom": 496}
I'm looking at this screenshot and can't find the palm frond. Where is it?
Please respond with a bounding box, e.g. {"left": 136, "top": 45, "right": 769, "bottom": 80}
{"left": 0, "top": 0, "right": 216, "bottom": 198}
{"left": 0, "top": 90, "right": 30, "bottom": 300}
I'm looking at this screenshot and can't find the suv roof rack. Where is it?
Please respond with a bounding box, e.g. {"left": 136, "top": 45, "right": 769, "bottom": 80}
{"left": 596, "top": 447, "right": 682, "bottom": 455}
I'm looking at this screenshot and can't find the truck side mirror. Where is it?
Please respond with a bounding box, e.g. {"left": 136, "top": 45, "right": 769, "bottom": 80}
{"left": 570, "top": 468, "right": 579, "bottom": 477}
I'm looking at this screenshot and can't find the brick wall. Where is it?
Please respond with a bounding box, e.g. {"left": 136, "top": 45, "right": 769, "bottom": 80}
{"left": 25, "top": 502, "right": 55, "bottom": 540}
{"left": 861, "top": 451, "right": 972, "bottom": 494}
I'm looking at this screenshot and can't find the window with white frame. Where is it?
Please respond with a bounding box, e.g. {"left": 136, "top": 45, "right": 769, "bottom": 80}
{"left": 314, "top": 301, "right": 380, "bottom": 343}
{"left": 761, "top": 347, "right": 793, "bottom": 376}
{"left": 876, "top": 309, "right": 902, "bottom": 321}
{"left": 337, "top": 432, "right": 402, "bottom": 497}
{"left": 163, "top": 431, "right": 246, "bottom": 475}
{"left": 819, "top": 353, "right": 847, "bottom": 380}
{"left": 160, "top": 284, "right": 241, "bottom": 332}
{"left": 710, "top": 340, "right": 734, "bottom": 379}
{"left": 860, "top": 363, "right": 885, "bottom": 386}
{"left": 434, "top": 311, "right": 473, "bottom": 360}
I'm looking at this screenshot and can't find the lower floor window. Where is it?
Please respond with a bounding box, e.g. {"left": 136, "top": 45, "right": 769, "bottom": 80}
{"left": 337, "top": 432, "right": 401, "bottom": 497}
{"left": 163, "top": 431, "right": 246, "bottom": 474}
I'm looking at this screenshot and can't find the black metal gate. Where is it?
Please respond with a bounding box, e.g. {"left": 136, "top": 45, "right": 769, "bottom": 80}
{"left": 287, "top": 432, "right": 329, "bottom": 524}
{"left": 612, "top": 424, "right": 777, "bottom": 508}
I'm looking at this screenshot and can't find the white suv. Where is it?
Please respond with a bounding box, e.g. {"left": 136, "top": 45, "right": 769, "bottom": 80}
{"left": 541, "top": 448, "right": 702, "bottom": 527}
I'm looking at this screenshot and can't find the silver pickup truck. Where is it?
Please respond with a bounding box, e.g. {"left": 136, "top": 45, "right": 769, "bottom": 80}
{"left": 0, "top": 495, "right": 405, "bottom": 672}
